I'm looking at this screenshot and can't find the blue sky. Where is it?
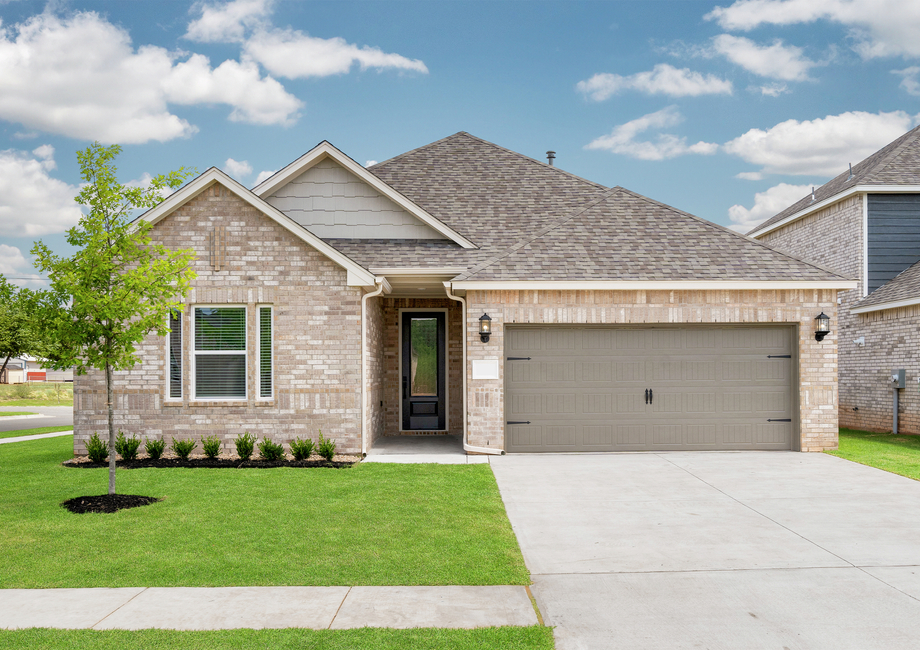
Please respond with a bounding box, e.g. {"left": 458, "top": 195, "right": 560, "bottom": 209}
{"left": 2, "top": 0, "right": 920, "bottom": 285}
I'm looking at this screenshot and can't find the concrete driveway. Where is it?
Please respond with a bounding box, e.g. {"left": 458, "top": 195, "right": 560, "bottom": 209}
{"left": 0, "top": 405, "right": 73, "bottom": 433}
{"left": 491, "top": 451, "right": 920, "bottom": 649}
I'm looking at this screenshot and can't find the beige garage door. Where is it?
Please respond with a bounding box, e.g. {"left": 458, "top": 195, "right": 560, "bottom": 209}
{"left": 505, "top": 326, "right": 796, "bottom": 452}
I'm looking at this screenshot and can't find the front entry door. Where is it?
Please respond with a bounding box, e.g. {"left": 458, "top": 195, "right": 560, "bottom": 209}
{"left": 401, "top": 311, "right": 446, "bottom": 430}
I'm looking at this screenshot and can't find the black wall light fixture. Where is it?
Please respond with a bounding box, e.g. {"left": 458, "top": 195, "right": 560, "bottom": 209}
{"left": 814, "top": 312, "right": 830, "bottom": 342}
{"left": 479, "top": 313, "right": 492, "bottom": 343}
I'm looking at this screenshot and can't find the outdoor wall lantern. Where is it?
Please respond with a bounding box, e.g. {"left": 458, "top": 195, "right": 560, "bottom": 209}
{"left": 814, "top": 312, "right": 830, "bottom": 342}
{"left": 479, "top": 313, "right": 492, "bottom": 343}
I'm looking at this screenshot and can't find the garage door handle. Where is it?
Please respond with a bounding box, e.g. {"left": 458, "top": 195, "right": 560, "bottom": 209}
{"left": 767, "top": 419, "right": 792, "bottom": 422}
{"left": 768, "top": 355, "right": 791, "bottom": 359}
{"left": 649, "top": 388, "right": 653, "bottom": 404}
{"left": 645, "top": 389, "right": 649, "bottom": 404}
{"left": 506, "top": 357, "right": 531, "bottom": 360}
{"left": 507, "top": 421, "right": 531, "bottom": 425}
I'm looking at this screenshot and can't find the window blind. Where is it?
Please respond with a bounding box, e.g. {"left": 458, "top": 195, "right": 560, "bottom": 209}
{"left": 259, "top": 307, "right": 272, "bottom": 398}
{"left": 194, "top": 307, "right": 246, "bottom": 399}
{"left": 169, "top": 310, "right": 181, "bottom": 399}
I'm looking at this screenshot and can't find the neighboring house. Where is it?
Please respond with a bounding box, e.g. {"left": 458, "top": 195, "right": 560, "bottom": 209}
{"left": 748, "top": 125, "right": 920, "bottom": 434}
{"left": 0, "top": 356, "right": 73, "bottom": 384}
{"left": 74, "top": 132, "right": 854, "bottom": 456}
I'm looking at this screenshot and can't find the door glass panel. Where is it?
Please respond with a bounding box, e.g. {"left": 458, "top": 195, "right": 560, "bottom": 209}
{"left": 410, "top": 318, "right": 438, "bottom": 396}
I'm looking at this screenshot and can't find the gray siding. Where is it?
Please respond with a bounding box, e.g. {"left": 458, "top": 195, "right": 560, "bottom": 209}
{"left": 867, "top": 194, "right": 920, "bottom": 293}
{"left": 265, "top": 158, "right": 446, "bottom": 240}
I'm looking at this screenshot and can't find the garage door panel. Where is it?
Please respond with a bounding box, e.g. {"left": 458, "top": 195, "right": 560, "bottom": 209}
{"left": 506, "top": 326, "right": 795, "bottom": 452}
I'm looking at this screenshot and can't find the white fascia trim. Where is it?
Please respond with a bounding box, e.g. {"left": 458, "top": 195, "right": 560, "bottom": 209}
{"left": 252, "top": 142, "right": 477, "bottom": 250}
{"left": 851, "top": 296, "right": 920, "bottom": 314}
{"left": 450, "top": 280, "right": 858, "bottom": 291}
{"left": 751, "top": 185, "right": 920, "bottom": 238}
{"left": 369, "top": 267, "right": 467, "bottom": 275}
{"left": 138, "top": 168, "right": 377, "bottom": 287}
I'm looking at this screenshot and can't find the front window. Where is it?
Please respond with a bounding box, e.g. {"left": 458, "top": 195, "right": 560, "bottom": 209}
{"left": 194, "top": 307, "right": 246, "bottom": 399}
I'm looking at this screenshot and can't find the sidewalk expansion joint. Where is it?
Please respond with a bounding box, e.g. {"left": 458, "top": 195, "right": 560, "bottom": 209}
{"left": 524, "top": 585, "right": 545, "bottom": 626}
{"left": 328, "top": 586, "right": 351, "bottom": 629}
{"left": 91, "top": 587, "right": 148, "bottom": 629}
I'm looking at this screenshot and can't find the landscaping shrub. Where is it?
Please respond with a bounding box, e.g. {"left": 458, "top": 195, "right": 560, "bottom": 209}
{"left": 289, "top": 436, "right": 314, "bottom": 460}
{"left": 170, "top": 437, "right": 196, "bottom": 460}
{"left": 202, "top": 435, "right": 221, "bottom": 459}
{"left": 235, "top": 432, "right": 256, "bottom": 460}
{"left": 317, "top": 430, "right": 336, "bottom": 461}
{"left": 145, "top": 437, "right": 165, "bottom": 460}
{"left": 115, "top": 430, "right": 141, "bottom": 461}
{"left": 85, "top": 432, "right": 108, "bottom": 463}
{"left": 258, "top": 437, "right": 285, "bottom": 461}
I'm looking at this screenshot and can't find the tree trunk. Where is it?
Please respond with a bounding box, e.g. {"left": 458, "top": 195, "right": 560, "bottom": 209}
{"left": 106, "top": 361, "right": 116, "bottom": 496}
{"left": 0, "top": 354, "right": 10, "bottom": 381}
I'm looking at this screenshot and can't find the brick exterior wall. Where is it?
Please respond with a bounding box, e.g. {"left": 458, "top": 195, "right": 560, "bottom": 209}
{"left": 464, "top": 289, "right": 840, "bottom": 452}
{"left": 381, "top": 298, "right": 463, "bottom": 436}
{"left": 758, "top": 195, "right": 920, "bottom": 434}
{"left": 73, "top": 183, "right": 367, "bottom": 455}
{"left": 365, "top": 295, "right": 386, "bottom": 449}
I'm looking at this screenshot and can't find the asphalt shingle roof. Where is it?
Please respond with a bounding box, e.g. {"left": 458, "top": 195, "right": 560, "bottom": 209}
{"left": 457, "top": 187, "right": 847, "bottom": 282}
{"left": 748, "top": 124, "right": 920, "bottom": 236}
{"left": 854, "top": 260, "right": 920, "bottom": 310}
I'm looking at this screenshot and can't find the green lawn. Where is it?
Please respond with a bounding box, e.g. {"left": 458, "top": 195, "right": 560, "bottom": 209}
{"left": 0, "top": 425, "right": 73, "bottom": 440}
{"left": 0, "top": 411, "right": 35, "bottom": 417}
{"left": 0, "top": 627, "right": 554, "bottom": 649}
{"left": 0, "top": 436, "right": 529, "bottom": 588}
{"left": 0, "top": 383, "right": 73, "bottom": 407}
{"left": 826, "top": 428, "right": 920, "bottom": 481}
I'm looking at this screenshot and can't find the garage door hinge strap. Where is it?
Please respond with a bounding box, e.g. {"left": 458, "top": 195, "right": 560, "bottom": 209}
{"left": 507, "top": 421, "right": 531, "bottom": 425}
{"left": 506, "top": 357, "right": 531, "bottom": 361}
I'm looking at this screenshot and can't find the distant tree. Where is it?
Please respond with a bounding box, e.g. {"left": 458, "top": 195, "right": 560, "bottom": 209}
{"left": 0, "top": 275, "right": 43, "bottom": 379}
{"left": 32, "top": 143, "right": 196, "bottom": 496}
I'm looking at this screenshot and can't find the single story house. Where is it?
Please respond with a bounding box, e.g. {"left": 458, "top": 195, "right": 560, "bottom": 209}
{"left": 749, "top": 125, "right": 920, "bottom": 434}
{"left": 1, "top": 356, "right": 73, "bottom": 384}
{"left": 74, "top": 132, "right": 854, "bottom": 455}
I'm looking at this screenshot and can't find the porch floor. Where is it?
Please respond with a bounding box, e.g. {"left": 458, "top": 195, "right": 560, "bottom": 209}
{"left": 365, "top": 435, "right": 488, "bottom": 464}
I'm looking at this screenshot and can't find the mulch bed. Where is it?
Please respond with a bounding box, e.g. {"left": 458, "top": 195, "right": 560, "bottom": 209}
{"left": 61, "top": 494, "right": 163, "bottom": 514}
{"left": 62, "top": 456, "right": 357, "bottom": 470}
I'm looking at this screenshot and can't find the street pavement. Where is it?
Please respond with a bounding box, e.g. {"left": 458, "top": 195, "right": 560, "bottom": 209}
{"left": 0, "top": 405, "right": 73, "bottom": 433}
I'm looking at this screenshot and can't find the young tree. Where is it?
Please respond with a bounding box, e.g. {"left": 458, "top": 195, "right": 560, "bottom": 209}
{"left": 32, "top": 143, "right": 196, "bottom": 496}
{"left": 0, "top": 276, "right": 42, "bottom": 379}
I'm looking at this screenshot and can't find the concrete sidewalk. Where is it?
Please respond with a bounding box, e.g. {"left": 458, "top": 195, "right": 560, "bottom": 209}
{"left": 0, "top": 585, "right": 538, "bottom": 630}
{"left": 0, "top": 430, "right": 72, "bottom": 444}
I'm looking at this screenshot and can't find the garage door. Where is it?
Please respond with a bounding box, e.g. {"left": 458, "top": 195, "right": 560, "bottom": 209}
{"left": 505, "top": 326, "right": 795, "bottom": 452}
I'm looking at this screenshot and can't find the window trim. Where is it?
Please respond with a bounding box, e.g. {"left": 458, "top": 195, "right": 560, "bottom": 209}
{"left": 166, "top": 308, "right": 183, "bottom": 401}
{"left": 192, "top": 304, "right": 248, "bottom": 401}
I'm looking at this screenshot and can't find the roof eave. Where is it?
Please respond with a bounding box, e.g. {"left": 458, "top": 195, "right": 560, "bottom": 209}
{"left": 851, "top": 295, "right": 920, "bottom": 314}
{"left": 449, "top": 280, "right": 858, "bottom": 291}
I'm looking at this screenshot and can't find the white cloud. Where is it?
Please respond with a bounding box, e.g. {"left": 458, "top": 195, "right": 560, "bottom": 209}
{"left": 723, "top": 110, "right": 920, "bottom": 175}
{"left": 0, "top": 244, "right": 47, "bottom": 289}
{"left": 893, "top": 67, "right": 920, "bottom": 95}
{"left": 0, "top": 11, "right": 301, "bottom": 143}
{"left": 0, "top": 147, "right": 81, "bottom": 236}
{"left": 736, "top": 171, "right": 764, "bottom": 180}
{"left": 706, "top": 0, "right": 920, "bottom": 59}
{"left": 224, "top": 158, "right": 253, "bottom": 179}
{"left": 576, "top": 64, "right": 732, "bottom": 100}
{"left": 185, "top": 0, "right": 273, "bottom": 43}
{"left": 727, "top": 183, "right": 813, "bottom": 232}
{"left": 254, "top": 170, "right": 275, "bottom": 185}
{"left": 243, "top": 28, "right": 428, "bottom": 78}
{"left": 585, "top": 106, "right": 719, "bottom": 160}
{"left": 754, "top": 82, "right": 790, "bottom": 96}
{"left": 365, "top": 160, "right": 378, "bottom": 167}
{"left": 713, "top": 34, "right": 816, "bottom": 80}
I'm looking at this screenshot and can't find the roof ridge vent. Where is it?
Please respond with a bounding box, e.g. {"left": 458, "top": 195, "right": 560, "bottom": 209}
{"left": 546, "top": 150, "right": 556, "bottom": 167}
{"left": 847, "top": 162, "right": 854, "bottom": 180}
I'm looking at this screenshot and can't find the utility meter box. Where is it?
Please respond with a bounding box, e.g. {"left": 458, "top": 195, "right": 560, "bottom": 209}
{"left": 892, "top": 369, "right": 906, "bottom": 389}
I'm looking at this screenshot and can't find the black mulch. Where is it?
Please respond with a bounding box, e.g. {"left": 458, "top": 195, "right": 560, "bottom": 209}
{"left": 62, "top": 494, "right": 163, "bottom": 514}
{"left": 62, "top": 457, "right": 356, "bottom": 470}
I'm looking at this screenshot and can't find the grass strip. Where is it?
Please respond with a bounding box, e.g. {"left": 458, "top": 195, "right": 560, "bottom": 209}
{"left": 826, "top": 428, "right": 920, "bottom": 481}
{"left": 0, "top": 426, "right": 73, "bottom": 440}
{"left": 0, "top": 436, "right": 529, "bottom": 588}
{"left": 0, "top": 399, "right": 73, "bottom": 407}
{"left": 0, "top": 411, "right": 36, "bottom": 417}
{"left": 0, "top": 627, "right": 555, "bottom": 650}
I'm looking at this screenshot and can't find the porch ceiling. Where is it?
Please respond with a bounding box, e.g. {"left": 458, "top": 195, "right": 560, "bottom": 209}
{"left": 376, "top": 272, "right": 458, "bottom": 297}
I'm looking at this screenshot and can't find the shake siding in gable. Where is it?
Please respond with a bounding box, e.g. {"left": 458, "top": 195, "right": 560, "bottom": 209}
{"left": 73, "top": 184, "right": 365, "bottom": 455}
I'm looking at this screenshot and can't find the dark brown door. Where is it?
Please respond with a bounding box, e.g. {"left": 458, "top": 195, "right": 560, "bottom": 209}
{"left": 401, "top": 312, "right": 446, "bottom": 430}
